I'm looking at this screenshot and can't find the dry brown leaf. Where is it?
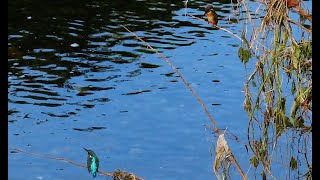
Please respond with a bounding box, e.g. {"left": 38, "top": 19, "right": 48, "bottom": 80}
{"left": 213, "top": 134, "right": 230, "bottom": 180}
{"left": 286, "top": 0, "right": 300, "bottom": 8}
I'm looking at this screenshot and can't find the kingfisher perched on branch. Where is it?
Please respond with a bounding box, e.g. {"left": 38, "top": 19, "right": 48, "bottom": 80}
{"left": 204, "top": 5, "right": 219, "bottom": 26}
{"left": 84, "top": 148, "right": 100, "bottom": 177}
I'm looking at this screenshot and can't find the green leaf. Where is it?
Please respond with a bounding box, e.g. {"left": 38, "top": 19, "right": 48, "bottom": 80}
{"left": 301, "top": 41, "right": 312, "bottom": 59}
{"left": 294, "top": 116, "right": 305, "bottom": 128}
{"left": 284, "top": 115, "right": 293, "bottom": 127}
{"left": 252, "top": 80, "right": 257, "bottom": 87}
{"left": 292, "top": 44, "right": 301, "bottom": 69}
{"left": 238, "top": 47, "right": 251, "bottom": 64}
{"left": 290, "top": 100, "right": 298, "bottom": 119}
{"left": 291, "top": 81, "right": 296, "bottom": 95}
{"left": 280, "top": 97, "right": 286, "bottom": 111}
{"left": 290, "top": 156, "right": 298, "bottom": 170}
{"left": 250, "top": 156, "right": 259, "bottom": 168}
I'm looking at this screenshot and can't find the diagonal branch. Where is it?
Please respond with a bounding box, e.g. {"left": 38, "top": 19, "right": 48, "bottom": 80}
{"left": 187, "top": 14, "right": 244, "bottom": 43}
{"left": 121, "top": 25, "right": 219, "bottom": 133}
{"left": 121, "top": 25, "right": 248, "bottom": 180}
{"left": 8, "top": 146, "right": 145, "bottom": 180}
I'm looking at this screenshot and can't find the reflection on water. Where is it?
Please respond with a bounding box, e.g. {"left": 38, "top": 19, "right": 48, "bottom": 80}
{"left": 8, "top": 0, "right": 311, "bottom": 179}
{"left": 9, "top": 0, "right": 231, "bottom": 115}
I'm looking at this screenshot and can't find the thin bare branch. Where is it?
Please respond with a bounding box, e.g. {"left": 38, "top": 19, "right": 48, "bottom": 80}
{"left": 8, "top": 146, "right": 145, "bottom": 180}
{"left": 187, "top": 14, "right": 244, "bottom": 43}
{"left": 295, "top": 6, "right": 312, "bottom": 23}
{"left": 121, "top": 25, "right": 248, "bottom": 180}
{"left": 286, "top": 17, "right": 312, "bottom": 33}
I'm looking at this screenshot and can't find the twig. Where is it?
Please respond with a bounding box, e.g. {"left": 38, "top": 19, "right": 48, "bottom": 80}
{"left": 188, "top": 12, "right": 269, "bottom": 53}
{"left": 184, "top": 0, "right": 189, "bottom": 17}
{"left": 187, "top": 14, "right": 244, "bottom": 43}
{"left": 121, "top": 25, "right": 248, "bottom": 180}
{"left": 286, "top": 16, "right": 312, "bottom": 33}
{"left": 121, "top": 25, "right": 219, "bottom": 133}
{"left": 8, "top": 146, "right": 146, "bottom": 178}
{"left": 9, "top": 146, "right": 88, "bottom": 169}
{"left": 295, "top": 6, "right": 312, "bottom": 23}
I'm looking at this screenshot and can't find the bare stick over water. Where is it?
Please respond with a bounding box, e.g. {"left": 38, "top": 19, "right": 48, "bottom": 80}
{"left": 121, "top": 25, "right": 248, "bottom": 180}
{"left": 9, "top": 146, "right": 144, "bottom": 179}
{"left": 187, "top": 14, "right": 244, "bottom": 43}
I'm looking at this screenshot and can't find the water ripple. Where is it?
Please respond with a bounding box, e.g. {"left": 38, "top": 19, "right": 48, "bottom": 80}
{"left": 73, "top": 126, "right": 107, "bottom": 132}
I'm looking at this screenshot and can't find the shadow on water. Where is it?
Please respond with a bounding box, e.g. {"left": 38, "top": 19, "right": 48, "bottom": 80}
{"left": 9, "top": 0, "right": 237, "bottom": 115}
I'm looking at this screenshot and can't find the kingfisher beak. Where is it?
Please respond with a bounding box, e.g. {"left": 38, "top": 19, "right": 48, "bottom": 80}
{"left": 84, "top": 148, "right": 91, "bottom": 155}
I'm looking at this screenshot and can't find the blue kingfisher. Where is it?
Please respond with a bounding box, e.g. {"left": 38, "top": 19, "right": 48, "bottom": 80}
{"left": 84, "top": 148, "right": 100, "bottom": 177}
{"left": 204, "top": 5, "right": 219, "bottom": 26}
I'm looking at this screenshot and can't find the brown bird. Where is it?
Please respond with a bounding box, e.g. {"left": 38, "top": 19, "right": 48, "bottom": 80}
{"left": 286, "top": 0, "right": 299, "bottom": 8}
{"left": 204, "top": 5, "right": 219, "bottom": 26}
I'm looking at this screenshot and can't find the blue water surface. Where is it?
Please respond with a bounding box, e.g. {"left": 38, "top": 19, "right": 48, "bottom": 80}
{"left": 8, "top": 0, "right": 312, "bottom": 179}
